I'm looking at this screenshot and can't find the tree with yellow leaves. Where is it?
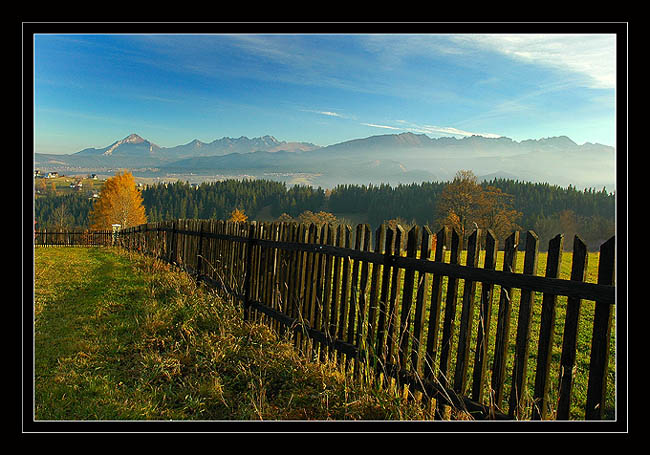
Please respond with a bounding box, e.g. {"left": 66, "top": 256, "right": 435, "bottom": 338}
{"left": 436, "top": 170, "right": 484, "bottom": 239}
{"left": 297, "top": 210, "right": 338, "bottom": 226}
{"left": 89, "top": 170, "right": 147, "bottom": 229}
{"left": 436, "top": 170, "right": 521, "bottom": 242}
{"left": 229, "top": 208, "right": 248, "bottom": 223}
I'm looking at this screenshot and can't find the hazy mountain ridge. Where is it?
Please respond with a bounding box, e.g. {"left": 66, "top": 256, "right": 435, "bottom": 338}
{"left": 157, "top": 135, "right": 320, "bottom": 159}
{"left": 33, "top": 132, "right": 616, "bottom": 190}
{"left": 75, "top": 134, "right": 161, "bottom": 157}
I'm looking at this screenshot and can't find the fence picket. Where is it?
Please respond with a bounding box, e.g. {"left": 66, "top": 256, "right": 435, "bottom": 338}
{"left": 354, "top": 224, "right": 372, "bottom": 379}
{"left": 411, "top": 226, "right": 432, "bottom": 376}
{"left": 491, "top": 230, "right": 520, "bottom": 413}
{"left": 386, "top": 225, "right": 405, "bottom": 372}
{"left": 345, "top": 225, "right": 364, "bottom": 371}
{"left": 320, "top": 224, "right": 335, "bottom": 362}
{"left": 454, "top": 228, "right": 481, "bottom": 397}
{"left": 532, "top": 233, "right": 564, "bottom": 420}
{"left": 375, "top": 226, "right": 394, "bottom": 379}
{"left": 585, "top": 235, "right": 615, "bottom": 420}
{"left": 61, "top": 220, "right": 616, "bottom": 421}
{"left": 311, "top": 224, "right": 327, "bottom": 359}
{"left": 366, "top": 224, "right": 385, "bottom": 373}
{"left": 509, "top": 230, "right": 540, "bottom": 419}
{"left": 436, "top": 228, "right": 462, "bottom": 418}
{"left": 337, "top": 226, "right": 352, "bottom": 367}
{"left": 556, "top": 235, "right": 588, "bottom": 420}
{"left": 328, "top": 225, "right": 344, "bottom": 363}
{"left": 295, "top": 224, "right": 310, "bottom": 351}
{"left": 424, "top": 227, "right": 447, "bottom": 382}
{"left": 471, "top": 229, "right": 498, "bottom": 404}
{"left": 399, "top": 225, "right": 419, "bottom": 374}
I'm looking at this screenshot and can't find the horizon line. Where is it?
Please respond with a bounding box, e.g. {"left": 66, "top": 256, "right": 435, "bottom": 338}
{"left": 34, "top": 131, "right": 616, "bottom": 156}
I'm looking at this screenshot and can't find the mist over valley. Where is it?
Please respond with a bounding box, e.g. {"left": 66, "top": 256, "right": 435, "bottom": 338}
{"left": 34, "top": 132, "right": 616, "bottom": 191}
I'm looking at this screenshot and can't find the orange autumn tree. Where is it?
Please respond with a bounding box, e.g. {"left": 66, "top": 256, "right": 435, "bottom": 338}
{"left": 229, "top": 208, "right": 248, "bottom": 223}
{"left": 436, "top": 170, "right": 521, "bottom": 242}
{"left": 89, "top": 170, "right": 147, "bottom": 229}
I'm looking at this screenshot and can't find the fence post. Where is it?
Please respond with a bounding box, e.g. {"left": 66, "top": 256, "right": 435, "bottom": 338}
{"left": 424, "top": 226, "right": 447, "bottom": 382}
{"left": 366, "top": 224, "right": 386, "bottom": 372}
{"left": 354, "top": 224, "right": 372, "bottom": 380}
{"left": 491, "top": 230, "right": 520, "bottom": 412}
{"left": 111, "top": 224, "right": 121, "bottom": 247}
{"left": 532, "top": 233, "right": 564, "bottom": 420}
{"left": 398, "top": 225, "right": 419, "bottom": 373}
{"left": 171, "top": 221, "right": 178, "bottom": 265}
{"left": 556, "top": 236, "right": 588, "bottom": 420}
{"left": 411, "top": 226, "right": 432, "bottom": 376}
{"left": 454, "top": 228, "right": 481, "bottom": 397}
{"left": 243, "top": 222, "right": 257, "bottom": 321}
{"left": 585, "top": 235, "right": 615, "bottom": 420}
{"left": 436, "top": 227, "right": 461, "bottom": 418}
{"left": 471, "top": 229, "right": 498, "bottom": 404}
{"left": 509, "top": 230, "right": 539, "bottom": 419}
{"left": 196, "top": 221, "right": 205, "bottom": 282}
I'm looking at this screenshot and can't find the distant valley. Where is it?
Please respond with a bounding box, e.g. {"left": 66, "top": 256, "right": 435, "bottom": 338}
{"left": 34, "top": 132, "right": 616, "bottom": 191}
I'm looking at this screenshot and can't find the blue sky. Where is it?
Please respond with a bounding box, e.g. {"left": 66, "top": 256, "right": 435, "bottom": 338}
{"left": 33, "top": 33, "right": 617, "bottom": 154}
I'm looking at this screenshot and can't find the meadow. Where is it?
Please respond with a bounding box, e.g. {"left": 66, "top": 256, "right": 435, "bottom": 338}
{"left": 34, "top": 237, "right": 615, "bottom": 421}
{"left": 33, "top": 247, "right": 433, "bottom": 420}
{"left": 419, "top": 247, "right": 615, "bottom": 420}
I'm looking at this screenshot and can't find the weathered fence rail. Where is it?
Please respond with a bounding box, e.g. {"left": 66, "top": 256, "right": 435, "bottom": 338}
{"left": 34, "top": 229, "right": 114, "bottom": 247}
{"left": 114, "top": 220, "right": 615, "bottom": 420}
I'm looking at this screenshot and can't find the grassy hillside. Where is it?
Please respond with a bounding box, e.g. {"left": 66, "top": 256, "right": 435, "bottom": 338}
{"left": 33, "top": 244, "right": 615, "bottom": 421}
{"left": 33, "top": 247, "right": 430, "bottom": 421}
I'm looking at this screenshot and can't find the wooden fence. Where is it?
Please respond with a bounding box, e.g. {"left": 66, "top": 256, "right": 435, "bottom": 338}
{"left": 34, "top": 230, "right": 114, "bottom": 247}
{"left": 117, "top": 220, "right": 615, "bottom": 420}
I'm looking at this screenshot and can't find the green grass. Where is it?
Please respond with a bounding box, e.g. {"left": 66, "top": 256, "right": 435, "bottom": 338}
{"left": 185, "top": 240, "right": 616, "bottom": 420}
{"left": 342, "top": 248, "right": 615, "bottom": 420}
{"left": 34, "top": 247, "right": 431, "bottom": 420}
{"left": 34, "top": 243, "right": 615, "bottom": 421}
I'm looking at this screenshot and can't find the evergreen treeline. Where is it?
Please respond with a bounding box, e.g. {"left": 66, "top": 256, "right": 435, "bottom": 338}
{"left": 483, "top": 179, "right": 615, "bottom": 228}
{"left": 141, "top": 179, "right": 327, "bottom": 222}
{"left": 34, "top": 177, "right": 615, "bottom": 249}
{"left": 34, "top": 193, "right": 95, "bottom": 230}
{"left": 328, "top": 181, "right": 447, "bottom": 227}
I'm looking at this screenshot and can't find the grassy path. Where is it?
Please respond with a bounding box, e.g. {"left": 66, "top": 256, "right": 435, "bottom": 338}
{"left": 34, "top": 247, "right": 154, "bottom": 419}
{"left": 33, "top": 247, "right": 429, "bottom": 421}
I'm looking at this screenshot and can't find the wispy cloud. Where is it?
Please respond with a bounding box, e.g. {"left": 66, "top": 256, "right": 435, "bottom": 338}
{"left": 451, "top": 34, "right": 616, "bottom": 89}
{"left": 422, "top": 125, "right": 502, "bottom": 138}
{"left": 361, "top": 123, "right": 401, "bottom": 130}
{"left": 358, "top": 33, "right": 616, "bottom": 90}
{"left": 364, "top": 119, "right": 502, "bottom": 138}
{"left": 306, "top": 110, "right": 345, "bottom": 118}
{"left": 134, "top": 94, "right": 181, "bottom": 104}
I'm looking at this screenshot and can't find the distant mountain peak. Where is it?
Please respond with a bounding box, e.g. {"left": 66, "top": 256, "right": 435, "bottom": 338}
{"left": 101, "top": 133, "right": 154, "bottom": 156}
{"left": 123, "top": 133, "right": 145, "bottom": 143}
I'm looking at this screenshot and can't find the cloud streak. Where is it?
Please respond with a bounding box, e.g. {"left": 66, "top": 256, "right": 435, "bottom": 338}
{"left": 309, "top": 110, "right": 345, "bottom": 118}
{"left": 361, "top": 123, "right": 402, "bottom": 130}
{"left": 451, "top": 34, "right": 616, "bottom": 89}
{"left": 363, "top": 120, "right": 502, "bottom": 138}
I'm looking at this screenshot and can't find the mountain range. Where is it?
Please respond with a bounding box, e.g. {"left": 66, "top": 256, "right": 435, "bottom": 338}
{"left": 34, "top": 132, "right": 616, "bottom": 190}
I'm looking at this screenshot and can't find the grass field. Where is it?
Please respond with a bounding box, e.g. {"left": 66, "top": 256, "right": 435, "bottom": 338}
{"left": 33, "top": 242, "right": 616, "bottom": 420}
{"left": 239, "top": 242, "right": 615, "bottom": 420}
{"left": 33, "top": 247, "right": 432, "bottom": 420}
{"left": 34, "top": 175, "right": 105, "bottom": 198}
{"left": 419, "top": 248, "right": 615, "bottom": 420}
